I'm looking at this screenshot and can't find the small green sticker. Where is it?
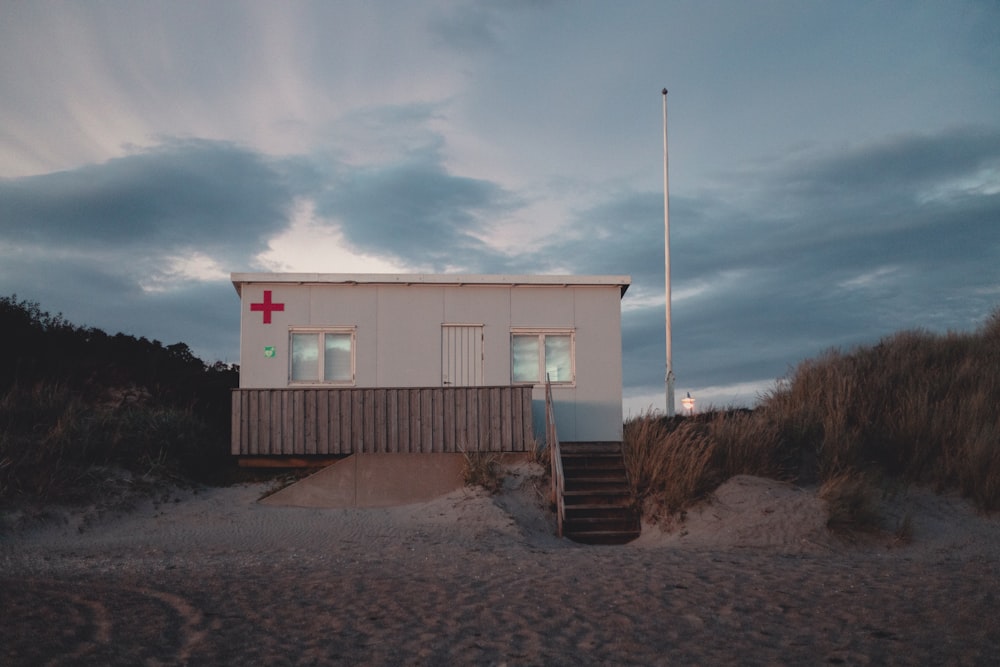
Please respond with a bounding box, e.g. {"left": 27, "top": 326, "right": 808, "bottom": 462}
{"left": 263, "top": 346, "right": 275, "bottom": 358}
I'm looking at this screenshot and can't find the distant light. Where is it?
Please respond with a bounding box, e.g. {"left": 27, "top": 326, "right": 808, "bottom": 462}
{"left": 682, "top": 392, "right": 695, "bottom": 415}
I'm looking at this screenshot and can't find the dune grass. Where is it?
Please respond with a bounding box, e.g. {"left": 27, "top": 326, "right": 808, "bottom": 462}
{"left": 624, "top": 309, "right": 1000, "bottom": 522}
{"left": 623, "top": 409, "right": 791, "bottom": 515}
{"left": 461, "top": 449, "right": 505, "bottom": 494}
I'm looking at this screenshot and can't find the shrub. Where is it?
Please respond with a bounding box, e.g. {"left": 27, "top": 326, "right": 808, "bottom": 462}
{"left": 1, "top": 296, "right": 238, "bottom": 503}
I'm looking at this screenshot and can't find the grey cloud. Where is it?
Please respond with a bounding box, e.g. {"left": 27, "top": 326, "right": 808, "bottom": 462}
{"left": 3, "top": 120, "right": 996, "bottom": 400}
{"left": 587, "top": 128, "right": 1000, "bottom": 402}
{"left": 785, "top": 127, "right": 1000, "bottom": 198}
{"left": 0, "top": 139, "right": 294, "bottom": 261}
{"left": 315, "top": 147, "right": 521, "bottom": 270}
{"left": 136, "top": 282, "right": 242, "bottom": 364}
{"left": 428, "top": 0, "right": 562, "bottom": 54}
{"left": 342, "top": 103, "right": 444, "bottom": 129}
{"left": 517, "top": 191, "right": 665, "bottom": 286}
{"left": 0, "top": 138, "right": 300, "bottom": 364}
{"left": 428, "top": 5, "right": 501, "bottom": 53}
{"left": 621, "top": 306, "right": 666, "bottom": 389}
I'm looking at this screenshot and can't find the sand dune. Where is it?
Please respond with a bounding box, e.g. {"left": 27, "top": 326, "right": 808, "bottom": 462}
{"left": 2, "top": 465, "right": 999, "bottom": 665}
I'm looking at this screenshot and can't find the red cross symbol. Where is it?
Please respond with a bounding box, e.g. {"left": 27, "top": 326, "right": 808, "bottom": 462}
{"left": 250, "top": 290, "right": 284, "bottom": 324}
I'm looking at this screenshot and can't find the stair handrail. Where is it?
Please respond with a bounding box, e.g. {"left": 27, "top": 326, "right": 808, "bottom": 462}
{"left": 544, "top": 374, "right": 565, "bottom": 538}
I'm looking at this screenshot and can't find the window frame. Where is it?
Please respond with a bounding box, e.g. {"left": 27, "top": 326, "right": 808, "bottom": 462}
{"left": 288, "top": 326, "right": 357, "bottom": 386}
{"left": 510, "top": 328, "right": 576, "bottom": 386}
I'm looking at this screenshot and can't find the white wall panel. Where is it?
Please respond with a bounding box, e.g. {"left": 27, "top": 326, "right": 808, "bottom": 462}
{"left": 236, "top": 276, "right": 628, "bottom": 442}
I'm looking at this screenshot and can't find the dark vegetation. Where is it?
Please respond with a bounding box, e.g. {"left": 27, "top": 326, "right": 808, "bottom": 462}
{"left": 624, "top": 309, "right": 1000, "bottom": 527}
{"left": 0, "top": 295, "right": 239, "bottom": 504}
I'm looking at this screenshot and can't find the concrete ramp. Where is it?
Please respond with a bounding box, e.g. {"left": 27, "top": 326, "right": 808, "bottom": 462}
{"left": 259, "top": 453, "right": 466, "bottom": 508}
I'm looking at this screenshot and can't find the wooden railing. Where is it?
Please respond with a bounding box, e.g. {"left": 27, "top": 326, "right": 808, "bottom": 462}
{"left": 545, "top": 376, "right": 566, "bottom": 538}
{"left": 232, "top": 386, "right": 534, "bottom": 456}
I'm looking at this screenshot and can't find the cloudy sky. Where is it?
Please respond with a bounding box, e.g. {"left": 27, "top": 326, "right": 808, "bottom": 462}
{"left": 2, "top": 1, "right": 998, "bottom": 414}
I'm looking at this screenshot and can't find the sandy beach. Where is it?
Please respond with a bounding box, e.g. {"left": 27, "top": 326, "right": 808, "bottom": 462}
{"left": 2, "top": 466, "right": 999, "bottom": 665}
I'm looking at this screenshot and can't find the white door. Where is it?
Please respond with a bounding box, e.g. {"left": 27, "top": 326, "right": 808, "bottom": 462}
{"left": 441, "top": 325, "right": 484, "bottom": 386}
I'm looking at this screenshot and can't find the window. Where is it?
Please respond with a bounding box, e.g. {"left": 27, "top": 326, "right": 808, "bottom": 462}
{"left": 511, "top": 330, "right": 574, "bottom": 384}
{"left": 290, "top": 328, "right": 355, "bottom": 384}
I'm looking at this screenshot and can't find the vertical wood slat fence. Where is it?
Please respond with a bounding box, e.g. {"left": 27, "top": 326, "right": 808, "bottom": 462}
{"left": 232, "top": 386, "right": 535, "bottom": 456}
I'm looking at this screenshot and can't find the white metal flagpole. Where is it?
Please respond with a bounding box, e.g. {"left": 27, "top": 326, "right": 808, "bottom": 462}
{"left": 662, "top": 88, "right": 676, "bottom": 417}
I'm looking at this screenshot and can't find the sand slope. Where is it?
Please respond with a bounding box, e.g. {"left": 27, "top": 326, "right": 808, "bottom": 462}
{"left": 2, "top": 466, "right": 999, "bottom": 665}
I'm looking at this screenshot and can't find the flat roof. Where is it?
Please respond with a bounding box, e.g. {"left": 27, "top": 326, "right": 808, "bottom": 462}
{"left": 231, "top": 273, "right": 631, "bottom": 297}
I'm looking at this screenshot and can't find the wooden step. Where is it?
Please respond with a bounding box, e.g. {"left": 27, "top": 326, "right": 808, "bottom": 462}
{"left": 565, "top": 508, "right": 641, "bottom": 542}
{"left": 565, "top": 516, "right": 639, "bottom": 531}
{"left": 561, "top": 441, "right": 623, "bottom": 454}
{"left": 556, "top": 440, "right": 640, "bottom": 544}
{"left": 564, "top": 482, "right": 629, "bottom": 493}
{"left": 564, "top": 528, "right": 642, "bottom": 545}
{"left": 565, "top": 504, "right": 635, "bottom": 519}
{"left": 562, "top": 457, "right": 626, "bottom": 471}
{"left": 563, "top": 466, "right": 628, "bottom": 482}
{"left": 562, "top": 489, "right": 632, "bottom": 506}
{"left": 561, "top": 458, "right": 626, "bottom": 471}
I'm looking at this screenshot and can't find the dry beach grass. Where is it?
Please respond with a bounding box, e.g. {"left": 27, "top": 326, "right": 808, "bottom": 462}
{"left": 623, "top": 311, "right": 1000, "bottom": 526}
{"left": 3, "top": 464, "right": 999, "bottom": 666}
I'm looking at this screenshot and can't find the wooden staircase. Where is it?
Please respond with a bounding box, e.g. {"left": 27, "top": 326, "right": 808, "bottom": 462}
{"left": 560, "top": 442, "right": 641, "bottom": 545}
